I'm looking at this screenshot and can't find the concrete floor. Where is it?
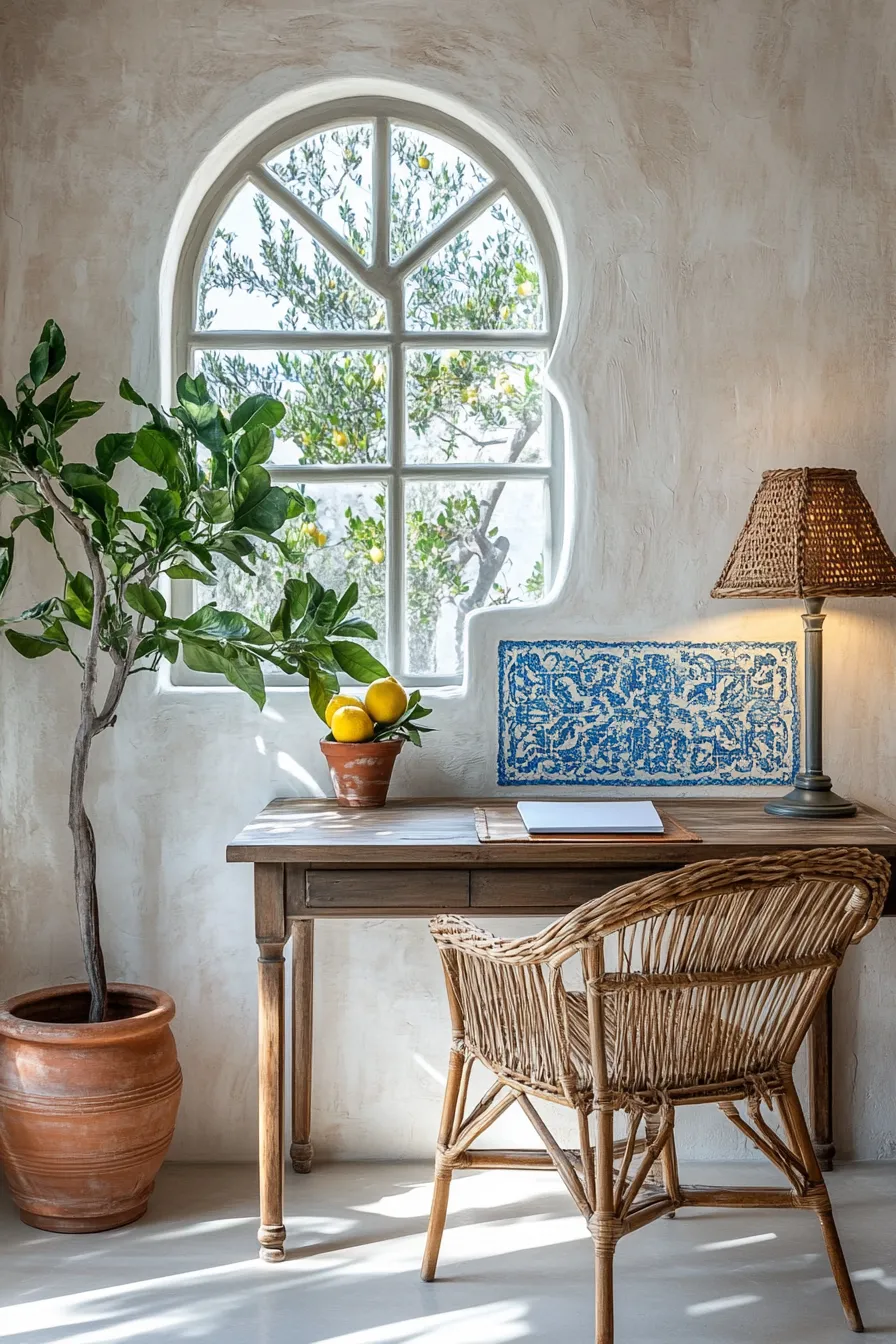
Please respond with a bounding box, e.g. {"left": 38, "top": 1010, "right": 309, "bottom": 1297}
{"left": 1, "top": 1162, "right": 895, "bottom": 1342}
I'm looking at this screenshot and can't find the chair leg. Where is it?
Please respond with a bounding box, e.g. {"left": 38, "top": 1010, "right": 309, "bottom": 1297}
{"left": 421, "top": 1164, "right": 453, "bottom": 1283}
{"left": 421, "top": 1048, "right": 466, "bottom": 1283}
{"left": 643, "top": 1110, "right": 680, "bottom": 1216}
{"left": 592, "top": 1105, "right": 617, "bottom": 1344}
{"left": 778, "top": 1080, "right": 863, "bottom": 1333}
{"left": 595, "top": 1245, "right": 615, "bottom": 1344}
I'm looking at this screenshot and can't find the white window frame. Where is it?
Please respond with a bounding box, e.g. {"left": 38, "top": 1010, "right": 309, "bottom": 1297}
{"left": 170, "top": 96, "right": 563, "bottom": 687}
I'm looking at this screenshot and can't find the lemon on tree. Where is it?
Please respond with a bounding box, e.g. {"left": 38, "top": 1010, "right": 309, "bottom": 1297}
{"left": 324, "top": 693, "right": 365, "bottom": 728}
{"left": 330, "top": 705, "right": 375, "bottom": 743}
{"left": 364, "top": 676, "right": 409, "bottom": 725}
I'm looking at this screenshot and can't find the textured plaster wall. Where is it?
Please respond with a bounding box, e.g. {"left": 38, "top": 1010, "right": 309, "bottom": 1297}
{"left": 2, "top": 0, "right": 896, "bottom": 1162}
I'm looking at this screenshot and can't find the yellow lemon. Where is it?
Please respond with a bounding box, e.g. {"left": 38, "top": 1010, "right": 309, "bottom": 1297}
{"left": 325, "top": 693, "right": 365, "bottom": 728}
{"left": 517, "top": 280, "right": 534, "bottom": 298}
{"left": 330, "top": 705, "right": 375, "bottom": 742}
{"left": 373, "top": 362, "right": 387, "bottom": 385}
{"left": 313, "top": 527, "right": 327, "bottom": 546}
{"left": 368, "top": 545, "right": 385, "bottom": 564}
{"left": 332, "top": 429, "right": 348, "bottom": 448}
{"left": 302, "top": 521, "right": 317, "bottom": 537}
{"left": 364, "top": 676, "right": 408, "bottom": 725}
{"left": 418, "top": 154, "right": 431, "bottom": 169}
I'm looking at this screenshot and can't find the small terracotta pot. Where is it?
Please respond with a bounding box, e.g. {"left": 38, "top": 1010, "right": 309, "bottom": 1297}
{"left": 0, "top": 982, "right": 182, "bottom": 1233}
{"left": 320, "top": 737, "right": 403, "bottom": 808}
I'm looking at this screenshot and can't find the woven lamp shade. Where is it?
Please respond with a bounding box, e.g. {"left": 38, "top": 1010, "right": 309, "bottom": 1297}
{"left": 712, "top": 468, "right": 896, "bottom": 599}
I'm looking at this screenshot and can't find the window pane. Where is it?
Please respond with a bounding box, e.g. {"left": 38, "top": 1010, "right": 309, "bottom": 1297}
{"left": 404, "top": 479, "right": 547, "bottom": 676}
{"left": 197, "top": 348, "right": 388, "bottom": 465}
{"left": 210, "top": 481, "right": 388, "bottom": 665}
{"left": 404, "top": 195, "right": 544, "bottom": 331}
{"left": 197, "top": 183, "right": 385, "bottom": 332}
{"left": 265, "top": 123, "right": 373, "bottom": 261}
{"left": 390, "top": 125, "right": 491, "bottom": 262}
{"left": 406, "top": 349, "right": 546, "bottom": 464}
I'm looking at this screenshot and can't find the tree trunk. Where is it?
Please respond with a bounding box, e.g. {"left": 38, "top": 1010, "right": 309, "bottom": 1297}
{"left": 69, "top": 718, "right": 106, "bottom": 1023}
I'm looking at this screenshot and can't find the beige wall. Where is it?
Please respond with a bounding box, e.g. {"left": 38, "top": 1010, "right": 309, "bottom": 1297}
{"left": 2, "top": 0, "right": 896, "bottom": 1160}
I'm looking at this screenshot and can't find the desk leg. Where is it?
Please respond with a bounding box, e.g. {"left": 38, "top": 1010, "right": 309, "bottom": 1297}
{"left": 290, "top": 919, "right": 315, "bottom": 1174}
{"left": 255, "top": 859, "right": 287, "bottom": 1263}
{"left": 809, "top": 985, "right": 835, "bottom": 1172}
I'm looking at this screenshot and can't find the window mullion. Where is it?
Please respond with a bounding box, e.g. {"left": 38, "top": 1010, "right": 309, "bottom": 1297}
{"left": 386, "top": 273, "right": 405, "bottom": 678}
{"left": 372, "top": 116, "right": 390, "bottom": 271}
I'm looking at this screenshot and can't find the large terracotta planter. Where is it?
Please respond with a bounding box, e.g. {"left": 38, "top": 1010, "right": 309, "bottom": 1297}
{"left": 0, "top": 982, "right": 182, "bottom": 1233}
{"left": 320, "top": 737, "right": 403, "bottom": 807}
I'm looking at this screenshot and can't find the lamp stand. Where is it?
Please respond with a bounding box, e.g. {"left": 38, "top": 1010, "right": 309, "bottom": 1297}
{"left": 765, "top": 597, "right": 857, "bottom": 818}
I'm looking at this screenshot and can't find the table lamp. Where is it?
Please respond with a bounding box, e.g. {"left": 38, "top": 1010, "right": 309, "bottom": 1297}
{"left": 712, "top": 468, "right": 896, "bottom": 818}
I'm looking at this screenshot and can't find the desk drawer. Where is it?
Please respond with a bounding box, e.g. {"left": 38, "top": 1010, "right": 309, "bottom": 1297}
{"left": 471, "top": 867, "right": 661, "bottom": 909}
{"left": 304, "top": 869, "right": 469, "bottom": 910}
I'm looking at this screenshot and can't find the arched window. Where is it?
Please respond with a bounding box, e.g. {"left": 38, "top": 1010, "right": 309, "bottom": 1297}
{"left": 173, "top": 99, "right": 562, "bottom": 683}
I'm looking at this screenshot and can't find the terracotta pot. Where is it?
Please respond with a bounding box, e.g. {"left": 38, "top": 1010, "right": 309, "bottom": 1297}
{"left": 320, "top": 737, "right": 403, "bottom": 807}
{"left": 0, "top": 982, "right": 182, "bottom": 1233}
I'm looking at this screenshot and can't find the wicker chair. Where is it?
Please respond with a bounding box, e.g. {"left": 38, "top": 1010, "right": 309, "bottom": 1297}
{"left": 421, "top": 848, "right": 890, "bottom": 1342}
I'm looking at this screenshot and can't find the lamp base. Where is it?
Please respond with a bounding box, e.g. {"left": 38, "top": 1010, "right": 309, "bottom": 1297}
{"left": 765, "top": 774, "right": 857, "bottom": 819}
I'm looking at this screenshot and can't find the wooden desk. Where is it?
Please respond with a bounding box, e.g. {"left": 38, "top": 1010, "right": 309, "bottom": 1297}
{"left": 227, "top": 797, "right": 896, "bottom": 1262}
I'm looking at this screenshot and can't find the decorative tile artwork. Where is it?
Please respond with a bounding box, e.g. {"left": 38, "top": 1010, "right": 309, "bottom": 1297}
{"left": 497, "top": 639, "right": 799, "bottom": 787}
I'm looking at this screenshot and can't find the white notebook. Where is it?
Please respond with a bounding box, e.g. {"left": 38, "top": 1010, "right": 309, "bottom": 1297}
{"left": 516, "top": 801, "right": 664, "bottom": 835}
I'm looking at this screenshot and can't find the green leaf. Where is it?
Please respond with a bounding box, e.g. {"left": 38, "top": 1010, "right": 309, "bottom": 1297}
{"left": 57, "top": 399, "right": 103, "bottom": 432}
{"left": 329, "top": 640, "right": 389, "bottom": 683}
{"left": 180, "top": 637, "right": 266, "bottom": 708}
{"left": 284, "top": 577, "right": 309, "bottom": 619}
{"left": 0, "top": 396, "right": 16, "bottom": 447}
{"left": 141, "top": 487, "right": 182, "bottom": 524}
{"left": 6, "top": 620, "right": 69, "bottom": 658}
{"left": 38, "top": 373, "right": 78, "bottom": 428}
{"left": 29, "top": 342, "right": 50, "bottom": 389}
{"left": 59, "top": 464, "right": 119, "bottom": 518}
{"left": 331, "top": 582, "right": 359, "bottom": 627}
{"left": 232, "top": 477, "right": 290, "bottom": 536}
{"left": 64, "top": 571, "right": 94, "bottom": 627}
{"left": 283, "top": 488, "right": 307, "bottom": 520}
{"left": 3, "top": 480, "right": 42, "bottom": 508}
{"left": 39, "top": 320, "right": 66, "bottom": 379}
{"left": 331, "top": 617, "right": 377, "bottom": 640}
{"left": 180, "top": 603, "right": 251, "bottom": 639}
{"left": 308, "top": 666, "right": 338, "bottom": 723}
{"left": 95, "top": 432, "right": 135, "bottom": 478}
{"left": 165, "top": 562, "right": 212, "bottom": 582}
{"left": 200, "top": 487, "right": 232, "bottom": 523}
{"left": 11, "top": 507, "right": 54, "bottom": 543}
{"left": 131, "top": 424, "right": 183, "bottom": 488}
{"left": 234, "top": 424, "right": 274, "bottom": 471}
{"left": 184, "top": 540, "right": 215, "bottom": 571}
{"left": 208, "top": 536, "right": 256, "bottom": 575}
{"left": 230, "top": 393, "right": 285, "bottom": 435}
{"left": 125, "top": 582, "right": 167, "bottom": 621}
{"left": 172, "top": 372, "right": 222, "bottom": 441}
{"left": 119, "top": 377, "right": 148, "bottom": 407}
{"left": 0, "top": 535, "right": 13, "bottom": 603}
{"left": 135, "top": 631, "right": 179, "bottom": 664}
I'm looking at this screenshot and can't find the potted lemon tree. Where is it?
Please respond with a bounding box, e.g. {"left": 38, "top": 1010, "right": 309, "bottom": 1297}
{"left": 0, "top": 323, "right": 398, "bottom": 1231}
{"left": 319, "top": 677, "right": 433, "bottom": 807}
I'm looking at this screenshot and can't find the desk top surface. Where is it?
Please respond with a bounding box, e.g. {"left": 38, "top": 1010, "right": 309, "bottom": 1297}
{"left": 227, "top": 797, "right": 896, "bottom": 867}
